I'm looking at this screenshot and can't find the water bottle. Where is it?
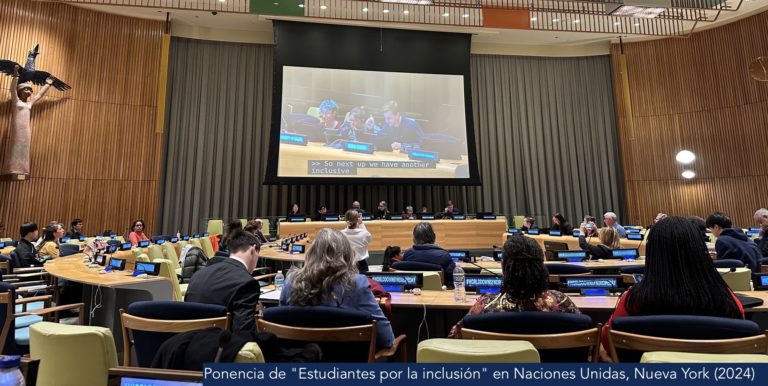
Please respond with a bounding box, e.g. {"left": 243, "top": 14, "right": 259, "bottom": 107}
{"left": 453, "top": 266, "right": 466, "bottom": 302}
{"left": 0, "top": 355, "right": 25, "bottom": 386}
{"left": 274, "top": 270, "right": 285, "bottom": 289}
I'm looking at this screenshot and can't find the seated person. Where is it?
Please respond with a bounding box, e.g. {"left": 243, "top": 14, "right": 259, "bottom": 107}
{"left": 603, "top": 212, "right": 627, "bottom": 238}
{"left": 337, "top": 106, "right": 380, "bottom": 139}
{"left": 403, "top": 205, "right": 416, "bottom": 220}
{"left": 16, "top": 222, "right": 42, "bottom": 267}
{"left": 382, "top": 245, "right": 403, "bottom": 271}
{"left": 374, "top": 201, "right": 389, "bottom": 220}
{"left": 287, "top": 202, "right": 304, "bottom": 218}
{"left": 520, "top": 217, "right": 537, "bottom": 232}
{"left": 653, "top": 212, "right": 668, "bottom": 226}
{"left": 280, "top": 228, "right": 395, "bottom": 348}
{"left": 185, "top": 230, "right": 262, "bottom": 332}
{"left": 688, "top": 216, "right": 709, "bottom": 244}
{"left": 578, "top": 226, "right": 620, "bottom": 260}
{"left": 244, "top": 219, "right": 269, "bottom": 244}
{"left": 318, "top": 99, "right": 341, "bottom": 130}
{"left": 313, "top": 205, "right": 328, "bottom": 221}
{"left": 219, "top": 220, "right": 244, "bottom": 252}
{"left": 350, "top": 200, "right": 366, "bottom": 214}
{"left": 37, "top": 222, "right": 65, "bottom": 259}
{"left": 66, "top": 218, "right": 83, "bottom": 240}
{"left": 442, "top": 200, "right": 461, "bottom": 218}
{"left": 706, "top": 212, "right": 760, "bottom": 272}
{"left": 379, "top": 100, "right": 424, "bottom": 152}
{"left": 128, "top": 219, "right": 149, "bottom": 246}
{"left": 581, "top": 215, "right": 598, "bottom": 237}
{"left": 550, "top": 213, "right": 573, "bottom": 234}
{"left": 402, "top": 222, "right": 454, "bottom": 286}
{"left": 754, "top": 208, "right": 768, "bottom": 257}
{"left": 449, "top": 235, "right": 580, "bottom": 337}
{"left": 601, "top": 217, "right": 745, "bottom": 354}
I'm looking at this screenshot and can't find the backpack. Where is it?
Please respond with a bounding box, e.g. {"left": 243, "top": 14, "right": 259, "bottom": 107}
{"left": 180, "top": 245, "right": 208, "bottom": 280}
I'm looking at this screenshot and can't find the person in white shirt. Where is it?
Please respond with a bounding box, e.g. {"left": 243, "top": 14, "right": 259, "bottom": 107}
{"left": 341, "top": 210, "right": 372, "bottom": 272}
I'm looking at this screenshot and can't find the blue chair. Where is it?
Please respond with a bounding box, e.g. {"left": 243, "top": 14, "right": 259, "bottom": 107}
{"left": 619, "top": 265, "right": 645, "bottom": 274}
{"left": 460, "top": 312, "right": 599, "bottom": 362}
{"left": 545, "top": 263, "right": 590, "bottom": 275}
{"left": 120, "top": 301, "right": 229, "bottom": 367}
{"left": 59, "top": 244, "right": 80, "bottom": 257}
{"left": 259, "top": 306, "right": 406, "bottom": 362}
{"left": 606, "top": 315, "right": 766, "bottom": 362}
{"left": 713, "top": 259, "right": 746, "bottom": 269}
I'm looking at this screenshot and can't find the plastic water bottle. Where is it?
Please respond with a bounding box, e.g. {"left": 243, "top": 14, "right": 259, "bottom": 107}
{"left": 274, "top": 270, "right": 285, "bottom": 289}
{"left": 453, "top": 266, "right": 466, "bottom": 302}
{"left": 0, "top": 355, "right": 25, "bottom": 386}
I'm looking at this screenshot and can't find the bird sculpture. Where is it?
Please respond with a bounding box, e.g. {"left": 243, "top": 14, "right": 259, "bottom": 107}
{"left": 0, "top": 44, "right": 71, "bottom": 91}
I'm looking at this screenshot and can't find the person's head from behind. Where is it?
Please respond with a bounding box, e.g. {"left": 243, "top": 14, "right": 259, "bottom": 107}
{"left": 523, "top": 217, "right": 535, "bottom": 229}
{"left": 227, "top": 220, "right": 243, "bottom": 233}
{"left": 131, "top": 220, "right": 145, "bottom": 234}
{"left": 654, "top": 213, "right": 668, "bottom": 224}
{"left": 598, "top": 227, "right": 621, "bottom": 249}
{"left": 71, "top": 218, "right": 83, "bottom": 232}
{"left": 625, "top": 216, "right": 741, "bottom": 318}
{"left": 603, "top": 212, "right": 618, "bottom": 227}
{"left": 42, "top": 222, "right": 65, "bottom": 243}
{"left": 754, "top": 208, "right": 768, "bottom": 229}
{"left": 344, "top": 210, "right": 361, "bottom": 229}
{"left": 383, "top": 246, "right": 402, "bottom": 262}
{"left": 705, "top": 212, "right": 732, "bottom": 237}
{"left": 288, "top": 228, "right": 356, "bottom": 306}
{"left": 501, "top": 235, "right": 548, "bottom": 299}
{"left": 412, "top": 222, "right": 436, "bottom": 245}
{"left": 552, "top": 213, "right": 567, "bottom": 226}
{"left": 382, "top": 100, "right": 401, "bottom": 127}
{"left": 318, "top": 99, "right": 338, "bottom": 126}
{"left": 20, "top": 222, "right": 38, "bottom": 241}
{"left": 227, "top": 230, "right": 260, "bottom": 272}
{"left": 290, "top": 203, "right": 300, "bottom": 214}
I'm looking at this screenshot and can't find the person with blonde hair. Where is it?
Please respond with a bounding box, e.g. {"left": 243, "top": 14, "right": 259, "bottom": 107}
{"left": 280, "top": 228, "right": 394, "bottom": 348}
{"left": 578, "top": 226, "right": 620, "bottom": 259}
{"left": 340, "top": 210, "right": 372, "bottom": 272}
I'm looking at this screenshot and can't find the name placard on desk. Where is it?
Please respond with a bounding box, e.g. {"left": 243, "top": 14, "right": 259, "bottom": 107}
{"left": 341, "top": 141, "right": 374, "bottom": 154}
{"left": 279, "top": 133, "right": 308, "bottom": 146}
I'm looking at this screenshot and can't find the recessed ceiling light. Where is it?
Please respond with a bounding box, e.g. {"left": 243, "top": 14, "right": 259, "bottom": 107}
{"left": 362, "top": 7, "right": 368, "bottom": 12}
{"left": 383, "top": 9, "right": 390, "bottom": 13}
{"left": 633, "top": 22, "right": 640, "bottom": 27}
{"left": 676, "top": 150, "right": 696, "bottom": 164}
{"left": 273, "top": 2, "right": 278, "bottom": 5}
{"left": 298, "top": 4, "right": 304, "bottom": 7}
{"left": 614, "top": 21, "right": 621, "bottom": 26}
{"left": 531, "top": 17, "right": 537, "bottom": 21}
{"left": 442, "top": 13, "right": 449, "bottom": 17}
{"left": 403, "top": 10, "right": 409, "bottom": 14}
{"left": 462, "top": 14, "right": 470, "bottom": 18}
{"left": 681, "top": 170, "right": 696, "bottom": 179}
{"left": 320, "top": 5, "right": 327, "bottom": 10}
{"left": 573, "top": 19, "right": 580, "bottom": 24}
{"left": 552, "top": 18, "right": 560, "bottom": 23}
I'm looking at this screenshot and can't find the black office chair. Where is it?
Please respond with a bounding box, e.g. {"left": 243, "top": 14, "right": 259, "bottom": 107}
{"left": 106, "top": 239, "right": 121, "bottom": 247}
{"left": 606, "top": 315, "right": 766, "bottom": 362}
{"left": 713, "top": 259, "right": 745, "bottom": 269}
{"left": 759, "top": 257, "right": 768, "bottom": 266}
{"left": 545, "top": 263, "right": 590, "bottom": 275}
{"left": 619, "top": 265, "right": 645, "bottom": 274}
{"left": 460, "top": 312, "right": 599, "bottom": 362}
{"left": 59, "top": 244, "right": 80, "bottom": 257}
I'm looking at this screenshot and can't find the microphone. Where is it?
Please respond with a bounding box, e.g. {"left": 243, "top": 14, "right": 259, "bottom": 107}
{"left": 719, "top": 267, "right": 737, "bottom": 275}
{"left": 463, "top": 259, "right": 503, "bottom": 278}
{"left": 214, "top": 330, "right": 232, "bottom": 363}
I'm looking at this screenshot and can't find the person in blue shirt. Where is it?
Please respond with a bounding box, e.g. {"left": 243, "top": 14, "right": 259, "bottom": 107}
{"left": 379, "top": 100, "right": 424, "bottom": 152}
{"left": 279, "top": 228, "right": 394, "bottom": 349}
{"left": 603, "top": 211, "right": 627, "bottom": 238}
{"left": 706, "top": 212, "right": 761, "bottom": 272}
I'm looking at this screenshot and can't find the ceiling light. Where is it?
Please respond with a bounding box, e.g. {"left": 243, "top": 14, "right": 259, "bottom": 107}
{"left": 362, "top": 7, "right": 368, "bottom": 12}
{"left": 633, "top": 22, "right": 640, "bottom": 27}
{"left": 273, "top": 2, "right": 278, "bottom": 5}
{"left": 403, "top": 10, "right": 409, "bottom": 14}
{"left": 675, "top": 150, "right": 696, "bottom": 164}
{"left": 681, "top": 170, "right": 696, "bottom": 179}
{"left": 614, "top": 21, "right": 621, "bottom": 26}
{"left": 442, "top": 13, "right": 449, "bottom": 17}
{"left": 608, "top": 5, "right": 668, "bottom": 18}
{"left": 298, "top": 4, "right": 304, "bottom": 7}
{"left": 531, "top": 17, "right": 537, "bottom": 21}
{"left": 462, "top": 14, "right": 470, "bottom": 18}
{"left": 320, "top": 5, "right": 327, "bottom": 10}
{"left": 383, "top": 9, "right": 390, "bottom": 13}
{"left": 573, "top": 19, "right": 580, "bottom": 24}
{"left": 552, "top": 18, "right": 560, "bottom": 23}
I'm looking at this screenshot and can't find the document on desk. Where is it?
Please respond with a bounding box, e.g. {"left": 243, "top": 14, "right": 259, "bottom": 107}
{"left": 260, "top": 288, "right": 282, "bottom": 301}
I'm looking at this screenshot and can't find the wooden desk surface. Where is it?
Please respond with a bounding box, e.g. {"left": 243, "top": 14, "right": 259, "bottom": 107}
{"left": 280, "top": 219, "right": 507, "bottom": 251}
{"left": 459, "top": 259, "right": 645, "bottom": 271}
{"left": 43, "top": 254, "right": 168, "bottom": 288}
{"left": 507, "top": 234, "right": 647, "bottom": 257}
{"left": 258, "top": 244, "right": 306, "bottom": 263}
{"left": 279, "top": 142, "right": 465, "bottom": 178}
{"left": 1, "top": 246, "right": 14, "bottom": 255}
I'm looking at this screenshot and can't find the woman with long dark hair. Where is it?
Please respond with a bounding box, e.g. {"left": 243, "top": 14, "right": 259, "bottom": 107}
{"left": 128, "top": 219, "right": 149, "bottom": 246}
{"left": 37, "top": 222, "right": 65, "bottom": 259}
{"left": 382, "top": 245, "right": 402, "bottom": 271}
{"left": 602, "top": 216, "right": 744, "bottom": 342}
{"left": 280, "top": 228, "right": 394, "bottom": 348}
{"left": 449, "top": 234, "right": 580, "bottom": 337}
{"left": 550, "top": 213, "right": 573, "bottom": 234}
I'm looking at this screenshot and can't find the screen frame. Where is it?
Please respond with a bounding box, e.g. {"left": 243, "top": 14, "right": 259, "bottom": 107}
{"left": 265, "top": 21, "right": 480, "bottom": 186}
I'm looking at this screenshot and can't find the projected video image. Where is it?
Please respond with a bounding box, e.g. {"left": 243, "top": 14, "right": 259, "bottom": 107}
{"left": 277, "top": 66, "right": 470, "bottom": 179}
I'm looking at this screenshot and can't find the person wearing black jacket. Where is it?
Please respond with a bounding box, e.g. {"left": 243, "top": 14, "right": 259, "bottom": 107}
{"left": 65, "top": 218, "right": 83, "bottom": 240}
{"left": 550, "top": 213, "right": 573, "bottom": 234}
{"left": 185, "top": 230, "right": 261, "bottom": 333}
{"left": 15, "top": 222, "right": 41, "bottom": 267}
{"left": 707, "top": 212, "right": 761, "bottom": 272}
{"left": 578, "top": 226, "right": 621, "bottom": 260}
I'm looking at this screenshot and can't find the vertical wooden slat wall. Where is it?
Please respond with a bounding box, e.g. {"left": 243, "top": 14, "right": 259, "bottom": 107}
{"left": 0, "top": 0, "right": 164, "bottom": 236}
{"left": 611, "top": 11, "right": 768, "bottom": 227}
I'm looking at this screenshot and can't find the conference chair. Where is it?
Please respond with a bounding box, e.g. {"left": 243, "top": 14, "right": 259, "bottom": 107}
{"left": 544, "top": 263, "right": 590, "bottom": 275}
{"left": 153, "top": 259, "right": 186, "bottom": 301}
{"left": 30, "top": 322, "right": 118, "bottom": 386}
{"left": 513, "top": 216, "right": 526, "bottom": 229}
{"left": 713, "top": 259, "right": 746, "bottom": 269}
{"left": 0, "top": 238, "right": 12, "bottom": 243}
{"left": 417, "top": 338, "right": 540, "bottom": 363}
{"left": 717, "top": 267, "right": 752, "bottom": 291}
{"left": 206, "top": 219, "right": 224, "bottom": 236}
{"left": 200, "top": 237, "right": 215, "bottom": 258}
{"left": 189, "top": 238, "right": 202, "bottom": 250}
{"left": 120, "top": 301, "right": 230, "bottom": 367}
{"left": 239, "top": 218, "right": 248, "bottom": 228}
{"left": 606, "top": 315, "right": 768, "bottom": 362}
{"left": 106, "top": 239, "right": 121, "bottom": 247}
{"left": 147, "top": 244, "right": 164, "bottom": 262}
{"left": 258, "top": 306, "right": 407, "bottom": 363}
{"left": 59, "top": 243, "right": 80, "bottom": 257}
{"left": 459, "top": 312, "right": 600, "bottom": 362}
{"left": 390, "top": 261, "right": 443, "bottom": 290}
{"left": 543, "top": 241, "right": 568, "bottom": 260}
{"left": 259, "top": 218, "right": 273, "bottom": 239}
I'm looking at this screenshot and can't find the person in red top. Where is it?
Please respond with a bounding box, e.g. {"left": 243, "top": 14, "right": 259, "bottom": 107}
{"left": 601, "top": 216, "right": 745, "bottom": 359}
{"left": 128, "top": 219, "right": 149, "bottom": 246}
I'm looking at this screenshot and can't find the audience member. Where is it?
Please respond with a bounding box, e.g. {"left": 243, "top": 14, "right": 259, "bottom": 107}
{"left": 38, "top": 222, "right": 65, "bottom": 259}
{"left": 245, "top": 219, "right": 269, "bottom": 244}
{"left": 402, "top": 222, "right": 455, "bottom": 286}
{"left": 706, "top": 212, "right": 760, "bottom": 272}
{"left": 128, "top": 219, "right": 149, "bottom": 246}
{"left": 219, "top": 220, "right": 244, "bottom": 252}
{"left": 654, "top": 213, "right": 667, "bottom": 224}
{"left": 603, "top": 212, "right": 627, "bottom": 238}
{"left": 313, "top": 206, "right": 328, "bottom": 221}
{"left": 340, "top": 210, "right": 372, "bottom": 272}
{"left": 375, "top": 201, "right": 389, "bottom": 220}
{"left": 688, "top": 216, "right": 709, "bottom": 243}
{"left": 581, "top": 215, "right": 598, "bottom": 237}
{"left": 449, "top": 235, "right": 580, "bottom": 337}
{"left": 280, "top": 228, "right": 394, "bottom": 348}
{"left": 185, "top": 230, "right": 262, "bottom": 332}
{"left": 578, "top": 226, "right": 620, "bottom": 260}
{"left": 550, "top": 213, "right": 573, "bottom": 234}
{"left": 754, "top": 208, "right": 768, "bottom": 257}
{"left": 66, "top": 218, "right": 83, "bottom": 239}
{"left": 318, "top": 99, "right": 341, "bottom": 130}
{"left": 382, "top": 245, "right": 403, "bottom": 271}
{"left": 520, "top": 217, "right": 537, "bottom": 232}
{"left": 16, "top": 222, "right": 41, "bottom": 267}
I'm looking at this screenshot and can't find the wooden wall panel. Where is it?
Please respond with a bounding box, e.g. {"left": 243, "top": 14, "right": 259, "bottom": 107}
{"left": 612, "top": 11, "right": 768, "bottom": 227}
{"left": 0, "top": 0, "right": 164, "bottom": 238}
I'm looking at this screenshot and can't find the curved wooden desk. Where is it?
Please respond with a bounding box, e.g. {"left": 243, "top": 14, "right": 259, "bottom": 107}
{"left": 459, "top": 259, "right": 645, "bottom": 271}
{"left": 505, "top": 233, "right": 647, "bottom": 257}
{"left": 258, "top": 244, "right": 306, "bottom": 264}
